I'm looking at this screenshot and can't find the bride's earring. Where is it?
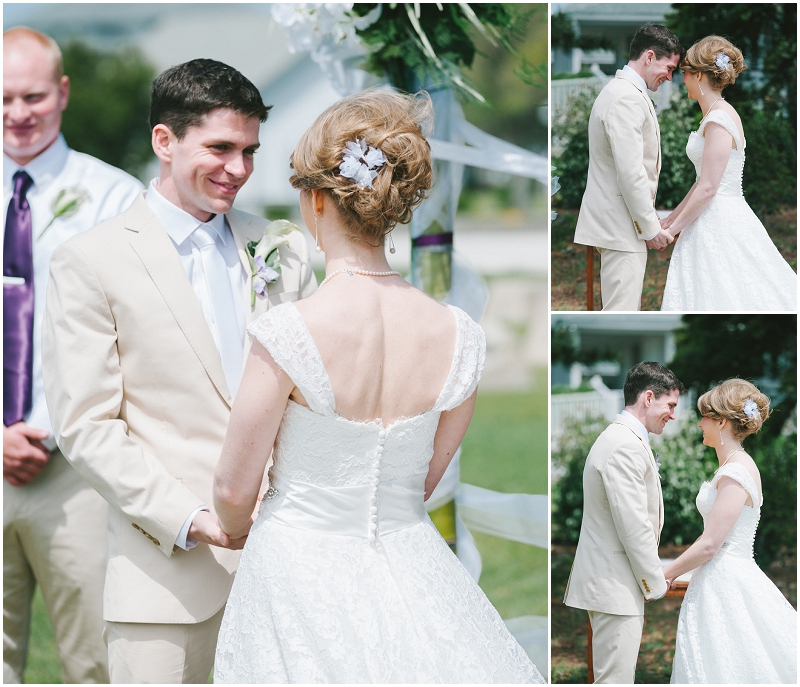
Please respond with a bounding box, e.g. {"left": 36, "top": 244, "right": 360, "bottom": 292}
{"left": 697, "top": 76, "right": 704, "bottom": 97}
{"left": 719, "top": 422, "right": 725, "bottom": 446}
{"left": 314, "top": 214, "right": 322, "bottom": 253}
{"left": 388, "top": 231, "right": 396, "bottom": 255}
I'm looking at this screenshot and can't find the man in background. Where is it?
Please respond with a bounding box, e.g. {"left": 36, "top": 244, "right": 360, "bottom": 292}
{"left": 3, "top": 27, "right": 143, "bottom": 683}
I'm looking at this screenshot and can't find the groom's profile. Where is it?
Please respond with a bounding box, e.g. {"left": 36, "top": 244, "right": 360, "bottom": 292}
{"left": 574, "top": 25, "right": 684, "bottom": 311}
{"left": 42, "top": 60, "right": 316, "bottom": 682}
{"left": 564, "top": 361, "right": 685, "bottom": 683}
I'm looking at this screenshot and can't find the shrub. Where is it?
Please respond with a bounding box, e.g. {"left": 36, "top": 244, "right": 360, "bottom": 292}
{"left": 653, "top": 93, "right": 698, "bottom": 209}
{"left": 753, "top": 432, "right": 797, "bottom": 566}
{"left": 551, "top": 89, "right": 596, "bottom": 209}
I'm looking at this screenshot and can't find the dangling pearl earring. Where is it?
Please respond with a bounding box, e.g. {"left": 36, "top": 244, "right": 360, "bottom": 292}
{"left": 698, "top": 76, "right": 704, "bottom": 97}
{"left": 719, "top": 422, "right": 724, "bottom": 446}
{"left": 314, "top": 214, "right": 322, "bottom": 253}
{"left": 388, "top": 231, "right": 396, "bottom": 255}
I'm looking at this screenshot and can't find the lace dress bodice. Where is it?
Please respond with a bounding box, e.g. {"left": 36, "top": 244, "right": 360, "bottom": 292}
{"left": 696, "top": 463, "right": 761, "bottom": 559}
{"left": 685, "top": 110, "right": 745, "bottom": 198}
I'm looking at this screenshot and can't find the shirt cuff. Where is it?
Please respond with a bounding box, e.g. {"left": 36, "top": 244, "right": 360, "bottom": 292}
{"left": 175, "top": 505, "right": 209, "bottom": 550}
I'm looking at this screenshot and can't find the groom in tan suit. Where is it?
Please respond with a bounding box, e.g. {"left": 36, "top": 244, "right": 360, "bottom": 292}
{"left": 564, "top": 362, "right": 685, "bottom": 683}
{"left": 42, "top": 59, "right": 316, "bottom": 682}
{"left": 574, "top": 25, "right": 684, "bottom": 310}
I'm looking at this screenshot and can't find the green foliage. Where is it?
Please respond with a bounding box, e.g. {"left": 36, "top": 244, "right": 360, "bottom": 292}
{"left": 654, "top": 94, "right": 699, "bottom": 209}
{"left": 753, "top": 433, "right": 797, "bottom": 566}
{"left": 669, "top": 315, "right": 797, "bottom": 445}
{"left": 552, "top": 325, "right": 619, "bottom": 367}
{"left": 667, "top": 4, "right": 797, "bottom": 125}
{"left": 551, "top": 415, "right": 607, "bottom": 544}
{"left": 60, "top": 41, "right": 154, "bottom": 177}
{"left": 738, "top": 103, "right": 797, "bottom": 214}
{"left": 551, "top": 89, "right": 596, "bottom": 208}
{"left": 552, "top": 415, "right": 717, "bottom": 548}
{"left": 354, "top": 3, "right": 540, "bottom": 100}
{"left": 656, "top": 418, "right": 717, "bottom": 546}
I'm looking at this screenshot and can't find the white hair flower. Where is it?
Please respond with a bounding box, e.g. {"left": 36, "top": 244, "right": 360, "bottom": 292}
{"left": 742, "top": 397, "right": 759, "bottom": 419}
{"left": 715, "top": 52, "right": 731, "bottom": 70}
{"left": 339, "top": 138, "right": 386, "bottom": 189}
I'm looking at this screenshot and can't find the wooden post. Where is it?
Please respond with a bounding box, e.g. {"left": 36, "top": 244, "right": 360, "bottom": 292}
{"left": 587, "top": 617, "right": 594, "bottom": 683}
{"left": 586, "top": 246, "right": 595, "bottom": 311}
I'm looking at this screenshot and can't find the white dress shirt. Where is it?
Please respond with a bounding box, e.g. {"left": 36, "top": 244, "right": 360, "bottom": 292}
{"left": 621, "top": 409, "right": 651, "bottom": 451}
{"left": 622, "top": 64, "right": 648, "bottom": 93}
{"left": 144, "top": 179, "right": 248, "bottom": 550}
{"left": 2, "top": 134, "right": 143, "bottom": 445}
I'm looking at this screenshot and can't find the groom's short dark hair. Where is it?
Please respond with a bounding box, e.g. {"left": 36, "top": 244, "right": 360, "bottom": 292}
{"left": 149, "top": 59, "right": 271, "bottom": 140}
{"left": 629, "top": 24, "right": 685, "bottom": 63}
{"left": 624, "top": 362, "right": 685, "bottom": 406}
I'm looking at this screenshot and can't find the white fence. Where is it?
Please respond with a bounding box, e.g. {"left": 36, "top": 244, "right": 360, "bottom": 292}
{"left": 552, "top": 75, "right": 676, "bottom": 118}
{"left": 551, "top": 389, "right": 695, "bottom": 448}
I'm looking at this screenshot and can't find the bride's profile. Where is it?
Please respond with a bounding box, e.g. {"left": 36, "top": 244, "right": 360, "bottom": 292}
{"left": 211, "top": 89, "right": 543, "bottom": 683}
{"left": 659, "top": 35, "right": 797, "bottom": 311}
{"left": 663, "top": 379, "right": 797, "bottom": 684}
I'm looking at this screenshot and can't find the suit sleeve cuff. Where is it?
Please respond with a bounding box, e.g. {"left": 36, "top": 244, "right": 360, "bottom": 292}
{"left": 175, "top": 505, "right": 209, "bottom": 550}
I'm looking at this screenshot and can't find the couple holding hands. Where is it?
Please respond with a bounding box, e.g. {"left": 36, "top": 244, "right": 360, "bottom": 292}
{"left": 574, "top": 24, "right": 796, "bottom": 312}
{"left": 5, "top": 26, "right": 542, "bottom": 685}
{"left": 565, "top": 363, "right": 796, "bottom": 683}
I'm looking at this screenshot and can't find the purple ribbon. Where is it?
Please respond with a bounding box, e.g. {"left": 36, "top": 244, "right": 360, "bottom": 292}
{"left": 4, "top": 170, "right": 35, "bottom": 427}
{"left": 412, "top": 232, "right": 453, "bottom": 248}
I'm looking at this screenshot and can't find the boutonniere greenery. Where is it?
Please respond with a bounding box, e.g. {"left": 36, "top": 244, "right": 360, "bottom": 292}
{"left": 247, "top": 219, "right": 301, "bottom": 305}
{"left": 39, "top": 186, "right": 90, "bottom": 238}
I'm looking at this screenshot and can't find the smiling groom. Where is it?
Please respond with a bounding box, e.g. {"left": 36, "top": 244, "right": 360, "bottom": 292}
{"left": 574, "top": 25, "right": 684, "bottom": 311}
{"left": 42, "top": 60, "right": 316, "bottom": 683}
{"left": 564, "top": 362, "right": 685, "bottom": 683}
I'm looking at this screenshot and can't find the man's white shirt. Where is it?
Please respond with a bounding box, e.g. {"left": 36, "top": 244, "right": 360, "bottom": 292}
{"left": 144, "top": 179, "right": 249, "bottom": 550}
{"left": 2, "top": 134, "right": 143, "bottom": 444}
{"left": 622, "top": 64, "right": 648, "bottom": 94}
{"left": 621, "top": 409, "right": 651, "bottom": 451}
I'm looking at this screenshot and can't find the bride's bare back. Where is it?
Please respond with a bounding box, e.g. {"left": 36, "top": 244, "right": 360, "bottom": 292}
{"left": 294, "top": 276, "right": 455, "bottom": 425}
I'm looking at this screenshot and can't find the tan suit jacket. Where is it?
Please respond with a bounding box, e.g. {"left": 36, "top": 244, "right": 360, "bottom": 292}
{"left": 42, "top": 192, "right": 317, "bottom": 624}
{"left": 574, "top": 70, "right": 662, "bottom": 253}
{"left": 564, "top": 413, "right": 667, "bottom": 616}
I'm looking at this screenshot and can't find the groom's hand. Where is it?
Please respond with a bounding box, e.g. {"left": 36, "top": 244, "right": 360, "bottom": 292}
{"left": 646, "top": 229, "right": 673, "bottom": 251}
{"left": 3, "top": 422, "right": 51, "bottom": 486}
{"left": 187, "top": 510, "right": 249, "bottom": 549}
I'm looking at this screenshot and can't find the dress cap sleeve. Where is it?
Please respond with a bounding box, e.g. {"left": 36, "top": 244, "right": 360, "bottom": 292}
{"left": 714, "top": 462, "right": 761, "bottom": 507}
{"left": 247, "top": 303, "right": 335, "bottom": 415}
{"left": 432, "top": 305, "right": 486, "bottom": 412}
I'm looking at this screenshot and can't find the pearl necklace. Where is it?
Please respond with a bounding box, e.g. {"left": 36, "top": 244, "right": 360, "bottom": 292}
{"left": 319, "top": 268, "right": 401, "bottom": 288}
{"left": 716, "top": 446, "right": 744, "bottom": 472}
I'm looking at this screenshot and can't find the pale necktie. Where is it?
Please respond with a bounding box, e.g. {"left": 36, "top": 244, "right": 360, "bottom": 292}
{"left": 190, "top": 224, "right": 243, "bottom": 398}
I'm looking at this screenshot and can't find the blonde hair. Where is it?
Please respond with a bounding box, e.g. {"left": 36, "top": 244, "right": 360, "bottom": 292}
{"left": 290, "top": 89, "right": 433, "bottom": 246}
{"left": 697, "top": 378, "right": 771, "bottom": 441}
{"left": 681, "top": 35, "right": 746, "bottom": 91}
{"left": 3, "top": 26, "right": 64, "bottom": 81}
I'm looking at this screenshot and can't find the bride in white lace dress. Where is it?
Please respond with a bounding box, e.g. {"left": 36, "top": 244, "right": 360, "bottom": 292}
{"left": 660, "top": 36, "right": 797, "bottom": 311}
{"left": 662, "top": 379, "right": 797, "bottom": 683}
{"left": 211, "top": 90, "right": 543, "bottom": 684}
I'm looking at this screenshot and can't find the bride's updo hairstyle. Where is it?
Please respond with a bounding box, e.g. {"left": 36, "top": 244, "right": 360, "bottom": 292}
{"left": 697, "top": 378, "right": 771, "bottom": 441}
{"left": 681, "top": 36, "right": 746, "bottom": 91}
{"left": 290, "top": 89, "right": 433, "bottom": 246}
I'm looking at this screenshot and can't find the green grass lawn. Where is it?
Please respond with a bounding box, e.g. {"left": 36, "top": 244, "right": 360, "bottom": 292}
{"left": 22, "top": 380, "right": 549, "bottom": 682}
{"left": 460, "top": 375, "right": 549, "bottom": 619}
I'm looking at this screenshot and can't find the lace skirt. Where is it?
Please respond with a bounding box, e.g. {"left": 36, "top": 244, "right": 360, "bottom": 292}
{"left": 214, "top": 515, "right": 543, "bottom": 684}
{"left": 671, "top": 550, "right": 797, "bottom": 683}
{"left": 661, "top": 195, "right": 797, "bottom": 312}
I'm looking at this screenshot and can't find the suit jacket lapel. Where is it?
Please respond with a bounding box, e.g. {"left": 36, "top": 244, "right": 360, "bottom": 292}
{"left": 228, "top": 209, "right": 270, "bottom": 361}
{"left": 616, "top": 72, "right": 661, "bottom": 173}
{"left": 124, "top": 194, "right": 233, "bottom": 406}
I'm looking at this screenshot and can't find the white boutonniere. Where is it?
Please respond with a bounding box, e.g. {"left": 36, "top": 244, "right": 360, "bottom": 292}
{"left": 655, "top": 453, "right": 661, "bottom": 470}
{"left": 246, "top": 219, "right": 301, "bottom": 305}
{"left": 39, "top": 186, "right": 90, "bottom": 238}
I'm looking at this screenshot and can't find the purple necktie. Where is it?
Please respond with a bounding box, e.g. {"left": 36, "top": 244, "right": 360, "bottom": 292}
{"left": 4, "top": 170, "right": 35, "bottom": 427}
